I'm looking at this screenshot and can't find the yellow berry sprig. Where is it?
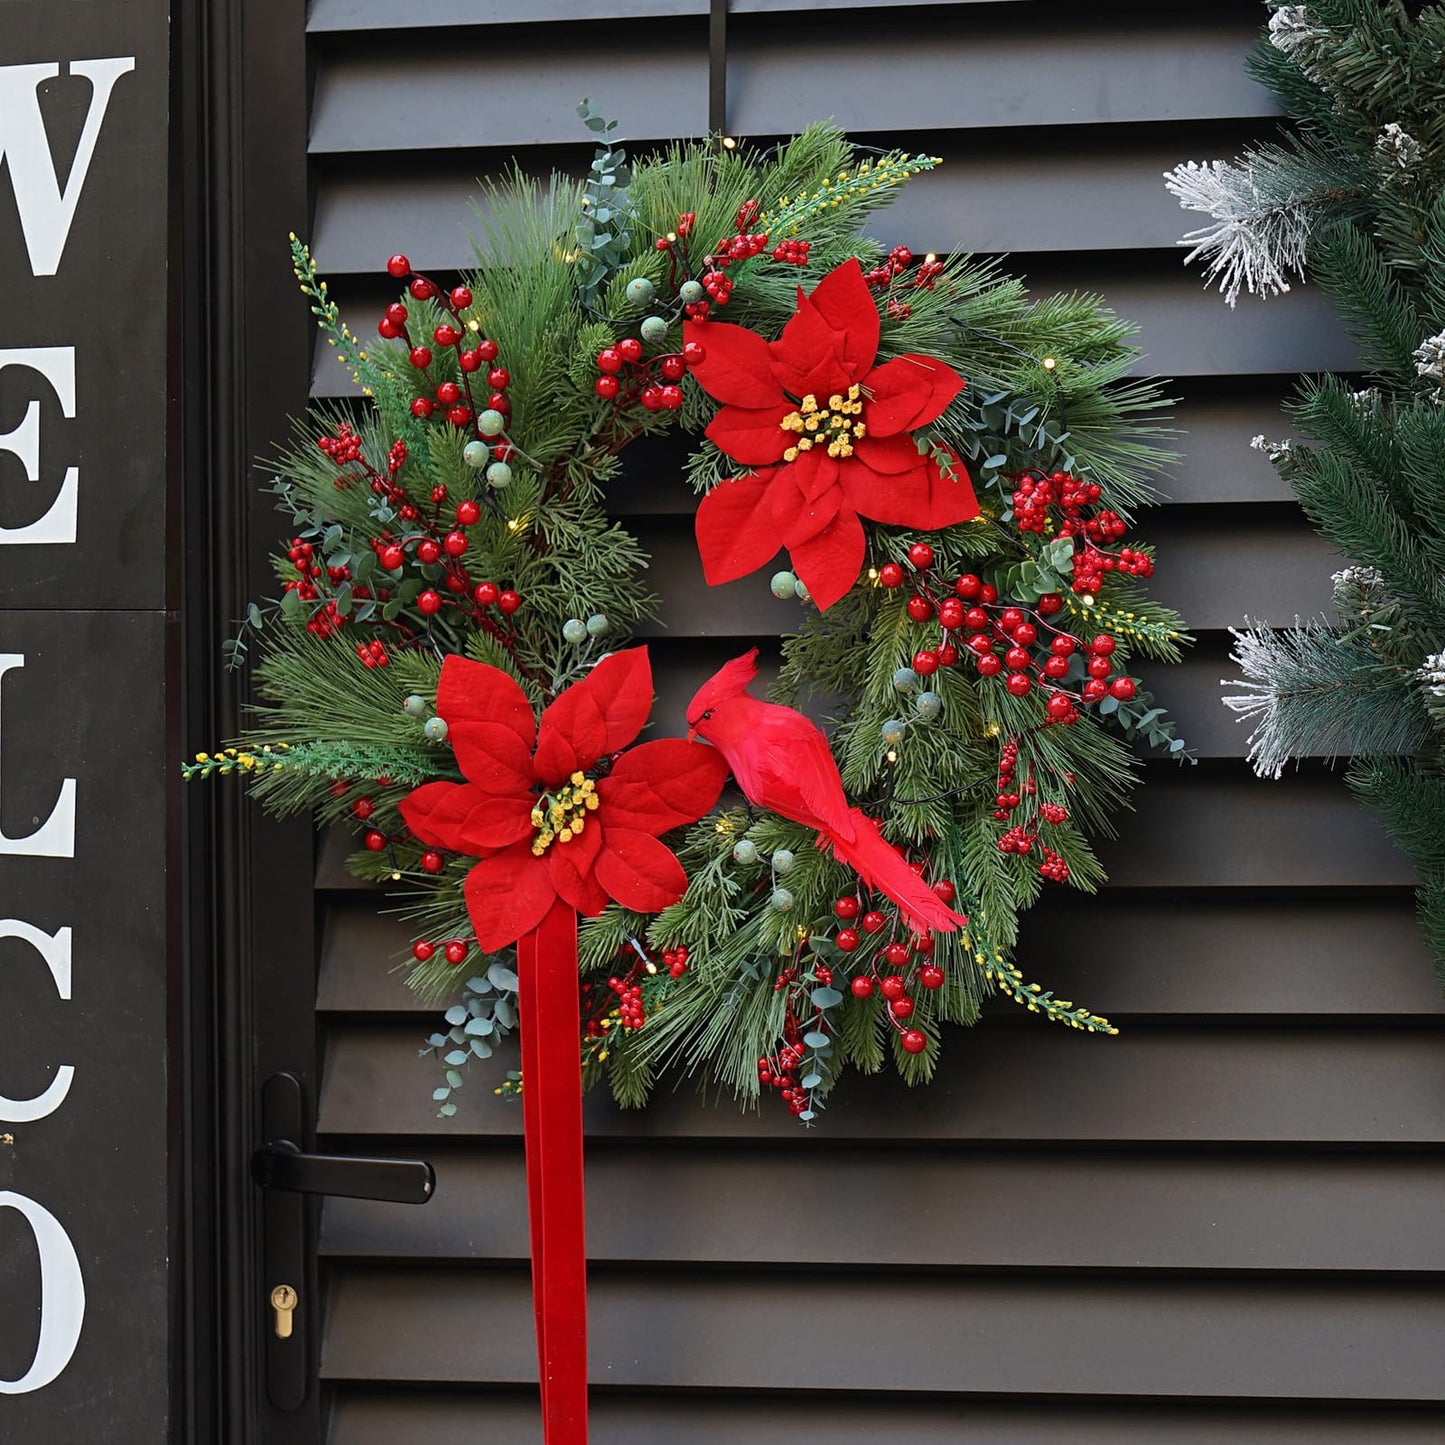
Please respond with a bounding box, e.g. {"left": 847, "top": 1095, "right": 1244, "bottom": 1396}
{"left": 182, "top": 743, "right": 289, "bottom": 780}
{"left": 764, "top": 151, "right": 940, "bottom": 238}
{"left": 289, "top": 233, "right": 379, "bottom": 395}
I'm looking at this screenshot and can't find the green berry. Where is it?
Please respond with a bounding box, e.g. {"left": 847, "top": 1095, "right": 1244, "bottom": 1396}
{"left": 625, "top": 276, "right": 656, "bottom": 306}
{"left": 463, "top": 440, "right": 489, "bottom": 468}
{"left": 486, "top": 461, "right": 512, "bottom": 488}
{"left": 795, "top": 577, "right": 812, "bottom": 603}
{"left": 732, "top": 839, "right": 759, "bottom": 865}
{"left": 679, "top": 279, "right": 705, "bottom": 305}
{"left": 881, "top": 718, "right": 907, "bottom": 745}
{"left": 915, "top": 691, "right": 943, "bottom": 720}
{"left": 770, "top": 886, "right": 795, "bottom": 912}
{"left": 586, "top": 613, "right": 610, "bottom": 637}
{"left": 640, "top": 315, "right": 668, "bottom": 344}
{"left": 892, "top": 667, "right": 919, "bottom": 693}
{"left": 770, "top": 570, "right": 798, "bottom": 600}
{"left": 562, "top": 618, "right": 588, "bottom": 644}
{"left": 424, "top": 716, "right": 450, "bottom": 742}
{"left": 771, "top": 849, "right": 795, "bottom": 875}
{"left": 477, "top": 409, "right": 506, "bottom": 437}
{"left": 403, "top": 694, "right": 429, "bottom": 718}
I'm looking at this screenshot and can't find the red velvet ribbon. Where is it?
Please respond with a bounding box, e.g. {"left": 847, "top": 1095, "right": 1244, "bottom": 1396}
{"left": 516, "top": 900, "right": 589, "bottom": 1444}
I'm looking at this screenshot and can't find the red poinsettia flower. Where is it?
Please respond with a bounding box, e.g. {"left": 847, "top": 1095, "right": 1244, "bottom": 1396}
{"left": 399, "top": 647, "right": 730, "bottom": 951}
{"left": 686, "top": 257, "right": 980, "bottom": 611}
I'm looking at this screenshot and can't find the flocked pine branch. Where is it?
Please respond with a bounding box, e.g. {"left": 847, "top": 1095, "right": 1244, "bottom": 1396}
{"left": 1163, "top": 142, "right": 1356, "bottom": 305}
{"left": 1223, "top": 616, "right": 1428, "bottom": 777}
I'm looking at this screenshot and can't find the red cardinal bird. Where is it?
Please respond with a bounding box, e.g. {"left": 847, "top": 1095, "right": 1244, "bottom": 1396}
{"left": 686, "top": 649, "right": 964, "bottom": 935}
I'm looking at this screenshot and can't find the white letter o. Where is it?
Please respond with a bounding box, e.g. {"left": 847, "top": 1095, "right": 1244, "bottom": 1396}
{"left": 0, "top": 1191, "right": 85, "bottom": 1393}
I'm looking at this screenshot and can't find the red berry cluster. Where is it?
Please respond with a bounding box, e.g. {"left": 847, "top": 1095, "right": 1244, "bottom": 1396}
{"left": 1038, "top": 848, "right": 1069, "bottom": 883}
{"left": 863, "top": 245, "right": 918, "bottom": 288}
{"left": 700, "top": 269, "right": 734, "bottom": 306}
{"left": 370, "top": 485, "right": 524, "bottom": 632}
{"left": 1011, "top": 470, "right": 1155, "bottom": 596}
{"left": 862, "top": 245, "right": 946, "bottom": 310}
{"left": 605, "top": 973, "right": 646, "bottom": 1030}
{"left": 318, "top": 423, "right": 363, "bottom": 466}
{"left": 991, "top": 736, "right": 1076, "bottom": 880}
{"left": 379, "top": 256, "right": 511, "bottom": 434}
{"left": 833, "top": 879, "right": 957, "bottom": 1056}
{"left": 992, "top": 739, "right": 1028, "bottom": 820}
{"left": 711, "top": 198, "right": 770, "bottom": 266}
{"left": 885, "top": 552, "right": 1139, "bottom": 718}
{"left": 283, "top": 530, "right": 378, "bottom": 640}
{"left": 1071, "top": 542, "right": 1153, "bottom": 596}
{"left": 715, "top": 231, "right": 768, "bottom": 264}
{"left": 409, "top": 937, "right": 471, "bottom": 967}
{"left": 915, "top": 258, "right": 945, "bottom": 289}
{"left": 757, "top": 1035, "right": 809, "bottom": 1115}
{"left": 355, "top": 639, "right": 390, "bottom": 669}
{"left": 661, "top": 945, "right": 690, "bottom": 979}
{"left": 595, "top": 336, "right": 703, "bottom": 410}
{"left": 772, "top": 238, "right": 810, "bottom": 265}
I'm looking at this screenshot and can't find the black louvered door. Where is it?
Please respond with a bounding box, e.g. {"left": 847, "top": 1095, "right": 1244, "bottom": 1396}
{"left": 204, "top": 3, "right": 1445, "bottom": 1443}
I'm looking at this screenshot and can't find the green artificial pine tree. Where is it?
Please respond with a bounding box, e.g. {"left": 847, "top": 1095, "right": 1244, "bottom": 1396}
{"left": 1166, "top": 2, "right": 1445, "bottom": 981}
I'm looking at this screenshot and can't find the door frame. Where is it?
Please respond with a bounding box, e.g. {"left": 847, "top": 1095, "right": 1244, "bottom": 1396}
{"left": 173, "top": 1, "right": 320, "bottom": 1439}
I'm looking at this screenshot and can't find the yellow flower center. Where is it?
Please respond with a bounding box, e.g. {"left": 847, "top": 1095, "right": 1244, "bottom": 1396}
{"left": 779, "top": 384, "right": 867, "bottom": 462}
{"left": 530, "top": 771, "right": 600, "bottom": 856}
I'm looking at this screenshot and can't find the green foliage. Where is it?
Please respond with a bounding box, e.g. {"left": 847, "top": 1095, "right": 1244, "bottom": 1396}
{"left": 1201, "top": 3, "right": 1445, "bottom": 988}
{"left": 200, "top": 117, "right": 1188, "bottom": 1119}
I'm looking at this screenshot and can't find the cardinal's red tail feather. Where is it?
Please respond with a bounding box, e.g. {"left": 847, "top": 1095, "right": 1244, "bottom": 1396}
{"left": 821, "top": 811, "right": 965, "bottom": 935}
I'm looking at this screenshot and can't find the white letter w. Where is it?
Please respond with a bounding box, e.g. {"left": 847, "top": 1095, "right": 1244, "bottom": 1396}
{"left": 0, "top": 58, "right": 135, "bottom": 277}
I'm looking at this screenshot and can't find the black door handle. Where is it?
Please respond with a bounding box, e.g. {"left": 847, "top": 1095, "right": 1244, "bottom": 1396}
{"left": 252, "top": 1139, "right": 434, "bottom": 1203}
{"left": 253, "top": 1072, "right": 434, "bottom": 1411}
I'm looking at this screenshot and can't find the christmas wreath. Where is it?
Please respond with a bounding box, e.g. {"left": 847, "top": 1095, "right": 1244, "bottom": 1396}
{"left": 191, "top": 114, "right": 1190, "bottom": 1124}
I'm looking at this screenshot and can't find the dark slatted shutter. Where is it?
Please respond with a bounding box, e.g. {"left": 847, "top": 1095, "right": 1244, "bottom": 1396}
{"left": 299, "top": 3, "right": 1445, "bottom": 1438}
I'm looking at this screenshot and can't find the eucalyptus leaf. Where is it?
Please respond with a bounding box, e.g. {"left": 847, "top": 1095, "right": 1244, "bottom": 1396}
{"left": 488, "top": 962, "right": 520, "bottom": 992}
{"left": 444, "top": 1005, "right": 468, "bottom": 1026}
{"left": 811, "top": 986, "right": 843, "bottom": 1008}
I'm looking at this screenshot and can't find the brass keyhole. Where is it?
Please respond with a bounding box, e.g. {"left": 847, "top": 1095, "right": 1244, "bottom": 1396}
{"left": 270, "top": 1283, "right": 299, "bottom": 1339}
